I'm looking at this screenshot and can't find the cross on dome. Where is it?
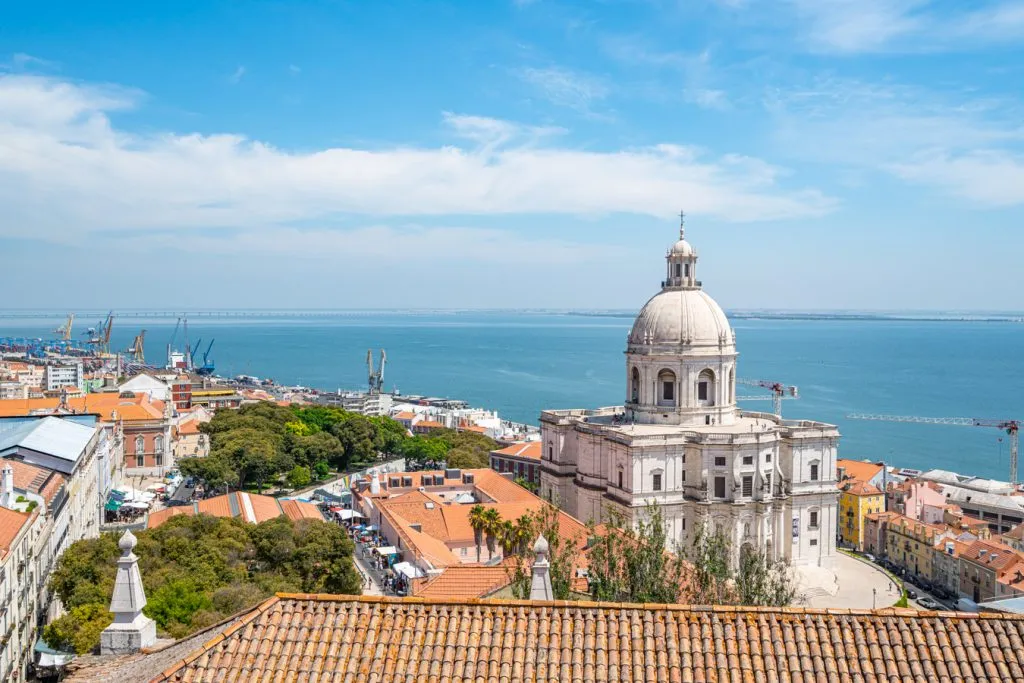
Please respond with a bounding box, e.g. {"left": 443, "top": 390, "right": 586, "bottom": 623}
{"left": 678, "top": 210, "right": 686, "bottom": 239}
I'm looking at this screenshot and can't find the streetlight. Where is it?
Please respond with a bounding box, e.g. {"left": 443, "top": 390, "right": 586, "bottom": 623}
{"left": 872, "top": 588, "right": 877, "bottom": 610}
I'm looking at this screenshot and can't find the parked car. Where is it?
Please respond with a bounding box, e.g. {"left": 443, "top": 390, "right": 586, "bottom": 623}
{"left": 905, "top": 588, "right": 918, "bottom": 600}
{"left": 917, "top": 597, "right": 941, "bottom": 610}
{"left": 862, "top": 553, "right": 876, "bottom": 563}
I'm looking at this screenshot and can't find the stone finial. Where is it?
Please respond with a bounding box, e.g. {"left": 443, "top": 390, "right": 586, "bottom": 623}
{"left": 101, "top": 531, "right": 156, "bottom": 655}
{"left": 529, "top": 534, "right": 554, "bottom": 601}
{"left": 370, "top": 470, "right": 381, "bottom": 495}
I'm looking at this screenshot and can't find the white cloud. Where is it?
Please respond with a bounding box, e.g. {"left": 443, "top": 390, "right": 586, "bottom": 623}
{"left": 786, "top": 0, "right": 1024, "bottom": 53}
{"left": 889, "top": 150, "right": 1024, "bottom": 206}
{"left": 229, "top": 66, "right": 246, "bottom": 84}
{"left": 516, "top": 66, "right": 610, "bottom": 116}
{"left": 764, "top": 76, "right": 1024, "bottom": 205}
{"left": 0, "top": 74, "right": 834, "bottom": 248}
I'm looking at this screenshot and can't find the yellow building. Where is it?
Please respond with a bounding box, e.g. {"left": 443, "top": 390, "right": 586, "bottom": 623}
{"left": 885, "top": 514, "right": 947, "bottom": 579}
{"left": 838, "top": 481, "right": 884, "bottom": 551}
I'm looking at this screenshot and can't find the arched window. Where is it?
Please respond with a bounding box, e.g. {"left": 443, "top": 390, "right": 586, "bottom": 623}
{"left": 154, "top": 435, "right": 164, "bottom": 453}
{"left": 657, "top": 369, "right": 676, "bottom": 407}
{"left": 697, "top": 369, "right": 716, "bottom": 406}
{"left": 135, "top": 435, "right": 144, "bottom": 454}
{"left": 727, "top": 368, "right": 734, "bottom": 403}
{"left": 630, "top": 367, "right": 640, "bottom": 403}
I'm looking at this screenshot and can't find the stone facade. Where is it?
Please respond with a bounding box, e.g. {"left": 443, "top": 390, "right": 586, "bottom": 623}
{"left": 539, "top": 220, "right": 839, "bottom": 568}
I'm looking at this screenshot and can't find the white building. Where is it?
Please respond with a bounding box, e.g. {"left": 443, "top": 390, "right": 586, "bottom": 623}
{"left": 43, "top": 363, "right": 84, "bottom": 392}
{"left": 539, "top": 220, "right": 840, "bottom": 569}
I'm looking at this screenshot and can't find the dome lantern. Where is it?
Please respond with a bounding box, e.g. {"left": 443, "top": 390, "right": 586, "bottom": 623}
{"left": 665, "top": 210, "right": 698, "bottom": 289}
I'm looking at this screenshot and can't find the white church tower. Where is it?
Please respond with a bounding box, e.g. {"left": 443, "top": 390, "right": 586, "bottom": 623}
{"left": 539, "top": 214, "right": 839, "bottom": 571}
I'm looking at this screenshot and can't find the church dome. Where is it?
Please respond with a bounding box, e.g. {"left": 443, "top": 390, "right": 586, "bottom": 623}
{"left": 669, "top": 238, "right": 695, "bottom": 257}
{"left": 628, "top": 288, "right": 734, "bottom": 348}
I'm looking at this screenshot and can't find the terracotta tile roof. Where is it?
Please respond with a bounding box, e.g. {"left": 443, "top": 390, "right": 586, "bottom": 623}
{"left": 177, "top": 420, "right": 200, "bottom": 436}
{"left": 1006, "top": 524, "right": 1024, "bottom": 541}
{"left": 841, "top": 480, "right": 882, "bottom": 496}
{"left": 837, "top": 458, "right": 884, "bottom": 483}
{"left": 962, "top": 539, "right": 1024, "bottom": 571}
{"left": 147, "top": 493, "right": 320, "bottom": 528}
{"left": 279, "top": 499, "right": 324, "bottom": 523}
{"left": 0, "top": 507, "right": 32, "bottom": 558}
{"left": 3, "top": 458, "right": 65, "bottom": 504}
{"left": 140, "top": 593, "right": 1024, "bottom": 682}
{"left": 413, "top": 566, "right": 511, "bottom": 599}
{"left": 492, "top": 441, "right": 542, "bottom": 460}
{"left": 394, "top": 411, "right": 416, "bottom": 420}
{"left": 414, "top": 420, "right": 446, "bottom": 429}
{"left": 0, "top": 393, "right": 165, "bottom": 422}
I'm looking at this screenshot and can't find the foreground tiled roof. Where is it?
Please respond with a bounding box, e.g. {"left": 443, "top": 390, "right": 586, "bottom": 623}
{"left": 125, "top": 594, "right": 1024, "bottom": 682}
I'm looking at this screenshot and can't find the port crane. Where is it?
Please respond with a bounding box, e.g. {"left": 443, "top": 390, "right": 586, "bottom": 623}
{"left": 53, "top": 313, "right": 74, "bottom": 341}
{"left": 367, "top": 349, "right": 386, "bottom": 395}
{"left": 86, "top": 311, "right": 114, "bottom": 354}
{"left": 737, "top": 378, "right": 799, "bottom": 417}
{"left": 126, "top": 330, "right": 146, "bottom": 363}
{"left": 190, "top": 338, "right": 216, "bottom": 375}
{"left": 848, "top": 413, "right": 1021, "bottom": 485}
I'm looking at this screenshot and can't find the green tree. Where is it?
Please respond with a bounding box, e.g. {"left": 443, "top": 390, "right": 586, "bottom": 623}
{"left": 145, "top": 579, "right": 214, "bottom": 633}
{"left": 685, "top": 525, "right": 799, "bottom": 607}
{"left": 587, "top": 505, "right": 689, "bottom": 604}
{"left": 42, "top": 603, "right": 113, "bottom": 654}
{"left": 481, "top": 508, "right": 502, "bottom": 561}
{"left": 313, "top": 460, "right": 331, "bottom": 480}
{"left": 178, "top": 454, "right": 239, "bottom": 492}
{"left": 468, "top": 505, "right": 487, "bottom": 563}
{"left": 513, "top": 477, "right": 538, "bottom": 493}
{"left": 506, "top": 505, "right": 580, "bottom": 600}
{"left": 45, "top": 513, "right": 362, "bottom": 654}
{"left": 401, "top": 436, "right": 449, "bottom": 464}
{"left": 287, "top": 465, "right": 312, "bottom": 489}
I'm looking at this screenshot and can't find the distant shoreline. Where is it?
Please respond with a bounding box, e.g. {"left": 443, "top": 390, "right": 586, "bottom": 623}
{"left": 567, "top": 311, "right": 1024, "bottom": 323}
{"left": 0, "top": 309, "right": 1022, "bottom": 324}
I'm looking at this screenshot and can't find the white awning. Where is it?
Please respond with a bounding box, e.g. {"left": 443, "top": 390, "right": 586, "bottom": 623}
{"left": 392, "top": 561, "right": 425, "bottom": 579}
{"left": 337, "top": 509, "right": 366, "bottom": 521}
{"left": 375, "top": 546, "right": 399, "bottom": 556}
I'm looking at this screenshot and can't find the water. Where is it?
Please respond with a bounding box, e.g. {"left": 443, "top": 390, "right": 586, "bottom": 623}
{"left": 2, "top": 311, "right": 1022, "bottom": 480}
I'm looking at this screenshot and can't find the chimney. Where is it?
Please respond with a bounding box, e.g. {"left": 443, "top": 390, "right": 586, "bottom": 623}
{"left": 370, "top": 470, "right": 381, "bottom": 495}
{"left": 0, "top": 465, "right": 14, "bottom": 509}
{"left": 529, "top": 535, "right": 554, "bottom": 601}
{"left": 100, "top": 531, "right": 156, "bottom": 654}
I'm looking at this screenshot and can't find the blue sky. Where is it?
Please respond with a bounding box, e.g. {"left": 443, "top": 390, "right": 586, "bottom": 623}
{"left": 1, "top": 0, "right": 1022, "bottom": 310}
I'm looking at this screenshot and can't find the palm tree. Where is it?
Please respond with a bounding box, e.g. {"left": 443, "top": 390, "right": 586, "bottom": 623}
{"left": 512, "top": 515, "right": 534, "bottom": 555}
{"left": 468, "top": 505, "right": 487, "bottom": 563}
{"left": 498, "top": 519, "right": 515, "bottom": 556}
{"left": 481, "top": 508, "right": 502, "bottom": 562}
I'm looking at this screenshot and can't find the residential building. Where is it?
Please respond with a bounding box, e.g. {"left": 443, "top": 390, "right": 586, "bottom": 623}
{"left": 959, "top": 539, "right": 1024, "bottom": 603}
{"left": 351, "top": 468, "right": 588, "bottom": 585}
{"left": 490, "top": 441, "right": 542, "bottom": 487}
{"left": 42, "top": 364, "right": 84, "bottom": 392}
{"left": 863, "top": 511, "right": 900, "bottom": 557}
{"left": 932, "top": 537, "right": 972, "bottom": 597}
{"left": 836, "top": 459, "right": 887, "bottom": 489}
{"left": 117, "top": 374, "right": 171, "bottom": 402}
{"left": 0, "top": 469, "right": 43, "bottom": 683}
{"left": 0, "top": 383, "right": 28, "bottom": 401}
{"left": 887, "top": 479, "right": 946, "bottom": 521}
{"left": 63, "top": 593, "right": 1024, "bottom": 682}
{"left": 146, "top": 492, "right": 322, "bottom": 528}
{"left": 884, "top": 514, "right": 948, "bottom": 579}
{"left": 837, "top": 480, "right": 884, "bottom": 550}
{"left": 540, "top": 222, "right": 839, "bottom": 569}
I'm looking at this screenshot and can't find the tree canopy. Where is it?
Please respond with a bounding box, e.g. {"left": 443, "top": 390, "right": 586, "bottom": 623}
{"left": 43, "top": 514, "right": 361, "bottom": 654}
{"left": 183, "top": 402, "right": 410, "bottom": 492}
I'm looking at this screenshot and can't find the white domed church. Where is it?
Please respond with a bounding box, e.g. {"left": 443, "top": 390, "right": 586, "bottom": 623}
{"left": 539, "top": 218, "right": 839, "bottom": 569}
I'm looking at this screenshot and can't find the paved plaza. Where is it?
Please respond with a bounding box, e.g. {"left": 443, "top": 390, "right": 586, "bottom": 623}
{"left": 800, "top": 552, "right": 902, "bottom": 609}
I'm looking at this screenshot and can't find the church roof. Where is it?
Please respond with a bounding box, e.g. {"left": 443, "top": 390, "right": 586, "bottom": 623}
{"left": 628, "top": 288, "right": 733, "bottom": 349}
{"left": 65, "top": 593, "right": 1024, "bottom": 682}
